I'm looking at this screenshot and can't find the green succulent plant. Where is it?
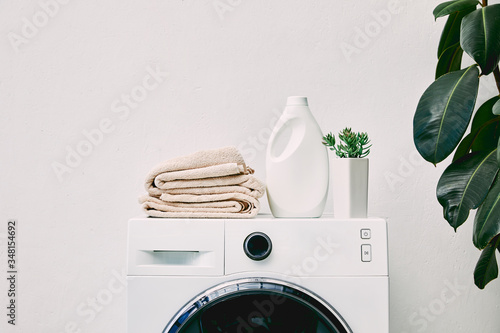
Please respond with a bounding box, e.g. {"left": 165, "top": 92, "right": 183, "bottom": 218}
{"left": 322, "top": 128, "right": 371, "bottom": 158}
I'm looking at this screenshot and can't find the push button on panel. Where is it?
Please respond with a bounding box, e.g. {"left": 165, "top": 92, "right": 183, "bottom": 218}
{"left": 361, "top": 244, "right": 372, "bottom": 262}
{"left": 360, "top": 229, "right": 371, "bottom": 239}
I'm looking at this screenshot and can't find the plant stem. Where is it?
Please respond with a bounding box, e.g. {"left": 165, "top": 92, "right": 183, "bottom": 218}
{"left": 481, "top": 0, "right": 500, "bottom": 93}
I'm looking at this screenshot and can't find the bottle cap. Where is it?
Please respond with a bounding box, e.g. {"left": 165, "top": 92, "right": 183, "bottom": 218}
{"left": 286, "top": 96, "right": 308, "bottom": 106}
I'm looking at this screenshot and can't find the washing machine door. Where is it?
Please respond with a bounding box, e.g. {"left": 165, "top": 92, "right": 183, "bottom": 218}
{"left": 163, "top": 278, "right": 352, "bottom": 333}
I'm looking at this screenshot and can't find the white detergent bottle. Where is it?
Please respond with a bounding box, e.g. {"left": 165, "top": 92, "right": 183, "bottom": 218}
{"left": 266, "top": 96, "right": 329, "bottom": 217}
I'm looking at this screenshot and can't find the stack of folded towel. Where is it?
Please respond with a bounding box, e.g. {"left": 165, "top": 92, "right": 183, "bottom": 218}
{"left": 139, "top": 146, "right": 265, "bottom": 218}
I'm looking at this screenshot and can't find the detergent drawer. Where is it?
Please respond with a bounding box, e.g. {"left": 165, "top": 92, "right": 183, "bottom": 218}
{"left": 127, "top": 218, "right": 224, "bottom": 276}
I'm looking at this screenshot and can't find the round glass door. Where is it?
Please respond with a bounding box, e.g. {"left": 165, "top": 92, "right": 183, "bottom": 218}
{"left": 163, "top": 278, "right": 352, "bottom": 333}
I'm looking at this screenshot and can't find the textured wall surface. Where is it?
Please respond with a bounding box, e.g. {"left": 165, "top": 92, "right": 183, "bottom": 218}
{"left": 1, "top": 0, "right": 500, "bottom": 332}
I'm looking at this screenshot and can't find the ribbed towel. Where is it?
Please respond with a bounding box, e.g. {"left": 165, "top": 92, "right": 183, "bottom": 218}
{"left": 139, "top": 193, "right": 261, "bottom": 218}
{"left": 140, "top": 146, "right": 265, "bottom": 218}
{"left": 145, "top": 146, "right": 249, "bottom": 192}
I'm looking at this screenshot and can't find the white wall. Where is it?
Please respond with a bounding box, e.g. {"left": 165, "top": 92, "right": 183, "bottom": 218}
{"left": 1, "top": 0, "right": 500, "bottom": 332}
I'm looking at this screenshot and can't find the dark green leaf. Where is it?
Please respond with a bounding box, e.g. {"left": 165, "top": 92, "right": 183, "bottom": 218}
{"left": 414, "top": 66, "right": 480, "bottom": 164}
{"left": 461, "top": 4, "right": 500, "bottom": 75}
{"left": 437, "top": 149, "right": 498, "bottom": 230}
{"left": 453, "top": 97, "right": 500, "bottom": 161}
{"left": 474, "top": 172, "right": 500, "bottom": 249}
{"left": 438, "top": 6, "right": 477, "bottom": 59}
{"left": 434, "top": 0, "right": 479, "bottom": 20}
{"left": 474, "top": 235, "right": 500, "bottom": 289}
{"left": 453, "top": 132, "right": 475, "bottom": 161}
{"left": 474, "top": 119, "right": 500, "bottom": 152}
{"left": 493, "top": 99, "right": 500, "bottom": 115}
{"left": 471, "top": 97, "right": 500, "bottom": 131}
{"left": 471, "top": 97, "right": 500, "bottom": 152}
{"left": 436, "top": 43, "right": 464, "bottom": 79}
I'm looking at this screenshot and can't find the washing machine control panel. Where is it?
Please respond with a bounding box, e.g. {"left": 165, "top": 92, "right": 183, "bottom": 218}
{"left": 225, "top": 216, "right": 388, "bottom": 277}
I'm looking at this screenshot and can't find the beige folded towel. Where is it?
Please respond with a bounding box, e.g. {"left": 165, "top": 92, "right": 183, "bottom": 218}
{"left": 139, "top": 193, "right": 260, "bottom": 218}
{"left": 145, "top": 146, "right": 250, "bottom": 193}
{"left": 140, "top": 146, "right": 265, "bottom": 218}
{"left": 148, "top": 174, "right": 264, "bottom": 198}
{"left": 162, "top": 181, "right": 265, "bottom": 198}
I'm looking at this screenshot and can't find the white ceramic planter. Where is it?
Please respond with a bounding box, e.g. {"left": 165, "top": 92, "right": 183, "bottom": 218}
{"left": 331, "top": 158, "right": 369, "bottom": 218}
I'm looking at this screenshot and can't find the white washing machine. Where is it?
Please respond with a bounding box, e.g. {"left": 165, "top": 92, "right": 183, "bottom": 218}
{"left": 127, "top": 215, "right": 389, "bottom": 333}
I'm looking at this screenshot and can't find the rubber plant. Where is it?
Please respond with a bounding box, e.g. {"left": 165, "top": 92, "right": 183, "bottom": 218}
{"left": 413, "top": 0, "right": 500, "bottom": 289}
